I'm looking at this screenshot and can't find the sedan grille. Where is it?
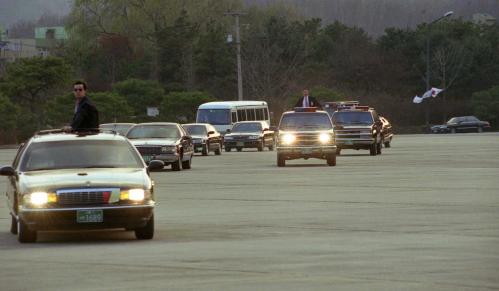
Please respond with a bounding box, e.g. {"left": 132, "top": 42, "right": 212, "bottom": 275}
{"left": 135, "top": 146, "right": 162, "bottom": 155}
{"left": 56, "top": 189, "right": 117, "bottom": 205}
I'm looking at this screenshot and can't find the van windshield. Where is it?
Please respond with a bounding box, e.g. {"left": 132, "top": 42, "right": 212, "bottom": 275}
{"left": 197, "top": 109, "right": 231, "bottom": 125}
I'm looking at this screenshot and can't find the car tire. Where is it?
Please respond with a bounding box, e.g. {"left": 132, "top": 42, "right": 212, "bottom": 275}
{"left": 214, "top": 143, "right": 222, "bottom": 155}
{"left": 236, "top": 147, "right": 243, "bottom": 152}
{"left": 257, "top": 139, "right": 264, "bottom": 152}
{"left": 277, "top": 154, "right": 286, "bottom": 167}
{"left": 268, "top": 142, "right": 274, "bottom": 151}
{"left": 182, "top": 155, "right": 192, "bottom": 169}
{"left": 376, "top": 141, "right": 382, "bottom": 155}
{"left": 327, "top": 154, "right": 336, "bottom": 166}
{"left": 336, "top": 148, "right": 341, "bottom": 156}
{"left": 384, "top": 141, "right": 391, "bottom": 148}
{"left": 370, "top": 143, "right": 377, "bottom": 156}
{"left": 18, "top": 218, "right": 37, "bottom": 243}
{"left": 135, "top": 215, "right": 154, "bottom": 240}
{"left": 225, "top": 147, "right": 231, "bottom": 152}
{"left": 10, "top": 215, "right": 17, "bottom": 235}
{"left": 171, "top": 158, "right": 182, "bottom": 171}
{"left": 202, "top": 144, "right": 208, "bottom": 156}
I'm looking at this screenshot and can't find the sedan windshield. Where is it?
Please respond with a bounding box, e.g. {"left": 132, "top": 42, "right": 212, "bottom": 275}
{"left": 279, "top": 113, "right": 332, "bottom": 130}
{"left": 20, "top": 140, "right": 143, "bottom": 171}
{"left": 127, "top": 125, "right": 180, "bottom": 139}
{"left": 232, "top": 123, "right": 262, "bottom": 133}
{"left": 332, "top": 112, "right": 373, "bottom": 125}
{"left": 184, "top": 125, "right": 207, "bottom": 136}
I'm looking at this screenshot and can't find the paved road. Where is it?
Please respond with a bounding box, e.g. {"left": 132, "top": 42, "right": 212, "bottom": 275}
{"left": 1, "top": 133, "right": 498, "bottom": 290}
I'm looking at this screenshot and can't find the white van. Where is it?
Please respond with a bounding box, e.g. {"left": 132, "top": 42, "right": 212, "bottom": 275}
{"left": 196, "top": 101, "right": 270, "bottom": 133}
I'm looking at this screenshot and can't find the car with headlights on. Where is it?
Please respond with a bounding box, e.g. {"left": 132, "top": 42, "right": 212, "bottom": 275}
{"left": 99, "top": 123, "right": 136, "bottom": 136}
{"left": 182, "top": 123, "right": 222, "bottom": 156}
{"left": 127, "top": 123, "right": 194, "bottom": 171}
{"left": 224, "top": 121, "right": 275, "bottom": 152}
{"left": 0, "top": 130, "right": 163, "bottom": 243}
{"left": 276, "top": 108, "right": 336, "bottom": 167}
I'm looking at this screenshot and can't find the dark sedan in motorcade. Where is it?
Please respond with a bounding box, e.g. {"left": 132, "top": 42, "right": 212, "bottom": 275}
{"left": 127, "top": 123, "right": 194, "bottom": 171}
{"left": 182, "top": 123, "right": 222, "bottom": 156}
{"left": 431, "top": 116, "right": 491, "bottom": 133}
{"left": 224, "top": 121, "right": 275, "bottom": 152}
{"left": 0, "top": 130, "right": 162, "bottom": 243}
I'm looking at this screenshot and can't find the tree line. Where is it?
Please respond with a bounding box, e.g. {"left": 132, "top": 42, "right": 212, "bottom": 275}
{"left": 1, "top": 0, "right": 498, "bottom": 143}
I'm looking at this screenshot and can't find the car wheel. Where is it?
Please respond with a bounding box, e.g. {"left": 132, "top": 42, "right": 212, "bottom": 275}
{"left": 202, "top": 144, "right": 208, "bottom": 156}
{"left": 10, "top": 215, "right": 17, "bottom": 235}
{"left": 336, "top": 148, "right": 341, "bottom": 156}
{"left": 181, "top": 155, "right": 192, "bottom": 169}
{"left": 384, "top": 141, "right": 391, "bottom": 148}
{"left": 451, "top": 128, "right": 456, "bottom": 134}
{"left": 236, "top": 147, "right": 243, "bottom": 152}
{"left": 376, "top": 141, "right": 382, "bottom": 155}
{"left": 214, "top": 143, "right": 222, "bottom": 155}
{"left": 171, "top": 158, "right": 182, "bottom": 171}
{"left": 327, "top": 154, "right": 336, "bottom": 166}
{"left": 18, "top": 218, "right": 37, "bottom": 243}
{"left": 478, "top": 127, "right": 483, "bottom": 133}
{"left": 370, "top": 143, "right": 377, "bottom": 156}
{"left": 277, "top": 154, "right": 286, "bottom": 167}
{"left": 268, "top": 142, "right": 274, "bottom": 151}
{"left": 135, "top": 215, "right": 154, "bottom": 240}
{"left": 225, "top": 147, "right": 232, "bottom": 152}
{"left": 257, "top": 139, "right": 264, "bottom": 152}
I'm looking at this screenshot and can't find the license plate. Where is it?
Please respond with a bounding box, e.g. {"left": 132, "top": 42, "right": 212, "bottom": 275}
{"left": 196, "top": 147, "right": 203, "bottom": 151}
{"left": 77, "top": 210, "right": 103, "bottom": 223}
{"left": 345, "top": 140, "right": 353, "bottom": 145}
{"left": 142, "top": 155, "right": 152, "bottom": 162}
{"left": 236, "top": 142, "right": 244, "bottom": 147}
{"left": 302, "top": 148, "right": 313, "bottom": 154}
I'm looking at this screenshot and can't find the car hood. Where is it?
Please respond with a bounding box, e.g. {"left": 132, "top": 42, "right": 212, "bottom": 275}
{"left": 19, "top": 168, "right": 150, "bottom": 193}
{"left": 129, "top": 138, "right": 178, "bottom": 146}
{"left": 431, "top": 124, "right": 448, "bottom": 129}
{"left": 337, "top": 125, "right": 372, "bottom": 130}
{"left": 226, "top": 132, "right": 261, "bottom": 137}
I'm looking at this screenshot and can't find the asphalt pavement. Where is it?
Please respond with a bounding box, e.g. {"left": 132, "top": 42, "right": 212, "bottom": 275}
{"left": 0, "top": 133, "right": 498, "bottom": 290}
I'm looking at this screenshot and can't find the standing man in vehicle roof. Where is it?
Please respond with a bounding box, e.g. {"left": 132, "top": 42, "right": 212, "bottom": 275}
{"left": 295, "top": 89, "right": 322, "bottom": 109}
{"left": 70, "top": 81, "right": 99, "bottom": 132}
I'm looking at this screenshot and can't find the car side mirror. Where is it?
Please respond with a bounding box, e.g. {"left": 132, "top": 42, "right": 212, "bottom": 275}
{"left": 207, "top": 131, "right": 215, "bottom": 135}
{"left": 183, "top": 135, "right": 192, "bottom": 140}
{"left": 147, "top": 160, "right": 164, "bottom": 171}
{"left": 226, "top": 129, "right": 231, "bottom": 133}
{"left": 0, "top": 166, "right": 16, "bottom": 176}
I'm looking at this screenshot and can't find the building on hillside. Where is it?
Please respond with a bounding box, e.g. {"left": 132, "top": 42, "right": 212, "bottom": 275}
{"left": 472, "top": 13, "right": 496, "bottom": 26}
{"left": 35, "top": 26, "right": 67, "bottom": 50}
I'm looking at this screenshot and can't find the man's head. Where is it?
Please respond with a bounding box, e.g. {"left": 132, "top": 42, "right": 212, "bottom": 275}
{"left": 303, "top": 89, "right": 309, "bottom": 97}
{"left": 73, "top": 81, "right": 87, "bottom": 100}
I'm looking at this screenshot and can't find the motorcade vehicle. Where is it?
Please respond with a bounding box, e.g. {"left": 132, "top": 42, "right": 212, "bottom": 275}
{"left": 325, "top": 101, "right": 383, "bottom": 156}
{"left": 126, "top": 123, "right": 194, "bottom": 171}
{"left": 276, "top": 107, "right": 336, "bottom": 167}
{"left": 99, "top": 123, "right": 136, "bottom": 136}
{"left": 196, "top": 101, "right": 270, "bottom": 134}
{"left": 0, "top": 130, "right": 162, "bottom": 243}
{"left": 430, "top": 116, "right": 491, "bottom": 133}
{"left": 182, "top": 123, "right": 222, "bottom": 156}
{"left": 380, "top": 116, "right": 393, "bottom": 148}
{"left": 224, "top": 121, "right": 275, "bottom": 152}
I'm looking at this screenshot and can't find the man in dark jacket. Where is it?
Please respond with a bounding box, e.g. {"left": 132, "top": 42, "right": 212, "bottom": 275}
{"left": 295, "top": 89, "right": 322, "bottom": 109}
{"left": 71, "top": 81, "right": 99, "bottom": 131}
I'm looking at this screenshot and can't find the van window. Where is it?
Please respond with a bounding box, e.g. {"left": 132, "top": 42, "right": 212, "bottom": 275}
{"left": 256, "top": 108, "right": 263, "bottom": 120}
{"left": 264, "top": 108, "right": 269, "bottom": 121}
{"left": 231, "top": 112, "right": 237, "bottom": 123}
{"left": 247, "top": 109, "right": 255, "bottom": 121}
{"left": 237, "top": 109, "right": 246, "bottom": 121}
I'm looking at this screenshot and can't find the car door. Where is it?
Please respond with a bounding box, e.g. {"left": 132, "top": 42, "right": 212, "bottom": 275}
{"left": 179, "top": 126, "right": 194, "bottom": 159}
{"left": 7, "top": 143, "right": 26, "bottom": 214}
{"left": 208, "top": 125, "right": 221, "bottom": 151}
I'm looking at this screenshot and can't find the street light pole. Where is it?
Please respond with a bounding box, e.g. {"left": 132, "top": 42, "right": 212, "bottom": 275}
{"left": 425, "top": 11, "right": 453, "bottom": 128}
{"left": 225, "top": 11, "right": 247, "bottom": 101}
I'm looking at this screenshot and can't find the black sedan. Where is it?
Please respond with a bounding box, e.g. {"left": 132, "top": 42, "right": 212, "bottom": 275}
{"left": 431, "top": 116, "right": 490, "bottom": 133}
{"left": 224, "top": 121, "right": 275, "bottom": 152}
{"left": 380, "top": 116, "right": 394, "bottom": 147}
{"left": 182, "top": 123, "right": 223, "bottom": 156}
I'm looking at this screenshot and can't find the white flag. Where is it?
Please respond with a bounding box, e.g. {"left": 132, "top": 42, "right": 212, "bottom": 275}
{"left": 430, "top": 88, "right": 443, "bottom": 98}
{"left": 413, "top": 96, "right": 423, "bottom": 103}
{"left": 413, "top": 88, "right": 444, "bottom": 104}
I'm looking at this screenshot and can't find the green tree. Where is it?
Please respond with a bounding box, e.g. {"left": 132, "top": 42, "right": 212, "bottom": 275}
{"left": 90, "top": 92, "right": 134, "bottom": 123}
{"left": 471, "top": 86, "right": 499, "bottom": 128}
{"left": 160, "top": 91, "right": 216, "bottom": 123}
{"left": 0, "top": 95, "right": 20, "bottom": 144}
{"left": 112, "top": 78, "right": 164, "bottom": 116}
{"left": 45, "top": 93, "right": 74, "bottom": 128}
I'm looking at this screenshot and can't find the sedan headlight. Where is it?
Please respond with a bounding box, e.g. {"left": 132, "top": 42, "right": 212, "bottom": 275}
{"left": 319, "top": 133, "right": 331, "bottom": 144}
{"left": 120, "top": 189, "right": 146, "bottom": 201}
{"left": 281, "top": 133, "right": 296, "bottom": 145}
{"left": 24, "top": 192, "right": 57, "bottom": 206}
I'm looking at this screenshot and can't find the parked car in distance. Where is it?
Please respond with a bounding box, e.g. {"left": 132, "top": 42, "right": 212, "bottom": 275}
{"left": 380, "top": 116, "right": 393, "bottom": 148}
{"left": 0, "top": 130, "right": 161, "bottom": 243}
{"left": 224, "top": 121, "right": 275, "bottom": 152}
{"left": 100, "top": 123, "right": 136, "bottom": 136}
{"left": 431, "top": 116, "right": 490, "bottom": 134}
{"left": 126, "top": 123, "right": 194, "bottom": 171}
{"left": 182, "top": 123, "right": 222, "bottom": 156}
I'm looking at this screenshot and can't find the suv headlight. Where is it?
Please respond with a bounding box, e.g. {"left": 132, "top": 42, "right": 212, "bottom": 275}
{"left": 319, "top": 133, "right": 331, "bottom": 144}
{"left": 281, "top": 133, "right": 296, "bottom": 145}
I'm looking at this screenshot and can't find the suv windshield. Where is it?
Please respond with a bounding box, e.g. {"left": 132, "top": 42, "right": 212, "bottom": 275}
{"left": 127, "top": 125, "right": 180, "bottom": 139}
{"left": 20, "top": 140, "right": 143, "bottom": 171}
{"left": 232, "top": 123, "right": 262, "bottom": 133}
{"left": 279, "top": 113, "right": 332, "bottom": 130}
{"left": 184, "top": 125, "right": 207, "bottom": 136}
{"left": 332, "top": 112, "right": 373, "bottom": 125}
{"left": 197, "top": 109, "right": 230, "bottom": 125}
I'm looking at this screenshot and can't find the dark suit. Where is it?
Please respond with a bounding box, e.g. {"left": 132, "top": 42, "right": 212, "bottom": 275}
{"left": 295, "top": 96, "right": 322, "bottom": 109}
{"left": 71, "top": 96, "right": 99, "bottom": 131}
